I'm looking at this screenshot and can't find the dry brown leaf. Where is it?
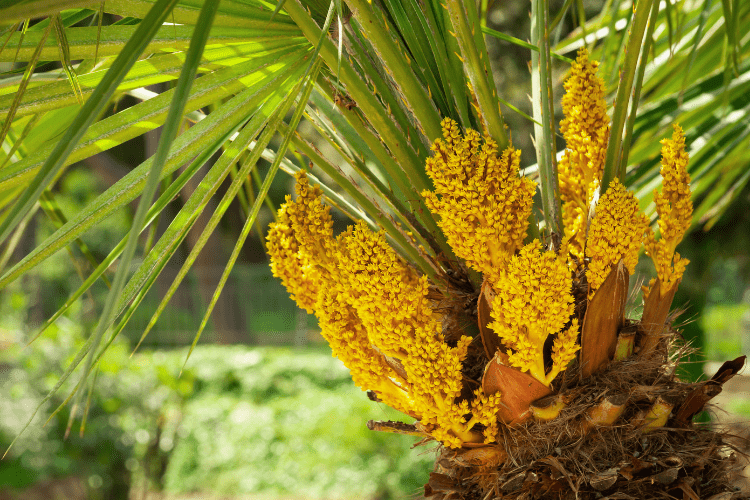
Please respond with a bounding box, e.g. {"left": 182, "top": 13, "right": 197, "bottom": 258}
{"left": 481, "top": 353, "right": 551, "bottom": 424}
{"left": 639, "top": 277, "right": 678, "bottom": 356}
{"left": 674, "top": 355, "right": 746, "bottom": 425}
{"left": 580, "top": 261, "right": 628, "bottom": 378}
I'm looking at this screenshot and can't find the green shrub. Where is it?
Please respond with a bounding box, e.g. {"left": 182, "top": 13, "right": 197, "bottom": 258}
{"left": 155, "top": 346, "right": 433, "bottom": 500}
{"left": 1, "top": 319, "right": 432, "bottom": 500}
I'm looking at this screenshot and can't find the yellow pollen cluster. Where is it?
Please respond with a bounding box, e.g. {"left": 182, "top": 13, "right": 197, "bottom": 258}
{"left": 467, "top": 388, "right": 504, "bottom": 443}
{"left": 489, "top": 241, "right": 580, "bottom": 386}
{"left": 422, "top": 118, "right": 536, "bottom": 283}
{"left": 586, "top": 179, "right": 649, "bottom": 296}
{"left": 267, "top": 174, "right": 406, "bottom": 410}
{"left": 283, "top": 173, "right": 336, "bottom": 267}
{"left": 316, "top": 285, "right": 412, "bottom": 415}
{"left": 558, "top": 48, "right": 610, "bottom": 262}
{"left": 268, "top": 176, "right": 502, "bottom": 449}
{"left": 266, "top": 173, "right": 332, "bottom": 312}
{"left": 337, "top": 222, "right": 431, "bottom": 359}
{"left": 338, "top": 222, "right": 495, "bottom": 448}
{"left": 645, "top": 125, "right": 693, "bottom": 294}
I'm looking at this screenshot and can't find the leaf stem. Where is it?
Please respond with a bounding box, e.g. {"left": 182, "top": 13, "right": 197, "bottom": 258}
{"left": 620, "top": 0, "right": 661, "bottom": 173}
{"left": 445, "top": 0, "right": 509, "bottom": 149}
{"left": 344, "top": 0, "right": 442, "bottom": 141}
{"left": 601, "top": 0, "right": 657, "bottom": 193}
{"left": 531, "top": 0, "right": 563, "bottom": 239}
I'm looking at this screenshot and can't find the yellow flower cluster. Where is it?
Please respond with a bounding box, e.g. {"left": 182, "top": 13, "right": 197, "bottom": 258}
{"left": 467, "top": 388, "right": 504, "bottom": 443}
{"left": 422, "top": 121, "right": 581, "bottom": 388}
{"left": 338, "top": 222, "right": 429, "bottom": 359}
{"left": 586, "top": 179, "right": 649, "bottom": 296}
{"left": 268, "top": 174, "right": 503, "bottom": 448}
{"left": 268, "top": 174, "right": 406, "bottom": 408}
{"left": 316, "top": 285, "right": 412, "bottom": 415}
{"left": 338, "top": 222, "right": 503, "bottom": 448}
{"left": 266, "top": 175, "right": 329, "bottom": 313}
{"left": 558, "top": 48, "right": 610, "bottom": 262}
{"left": 283, "top": 173, "right": 336, "bottom": 265}
{"left": 422, "top": 118, "right": 536, "bottom": 283}
{"left": 488, "top": 241, "right": 580, "bottom": 386}
{"left": 645, "top": 125, "right": 693, "bottom": 295}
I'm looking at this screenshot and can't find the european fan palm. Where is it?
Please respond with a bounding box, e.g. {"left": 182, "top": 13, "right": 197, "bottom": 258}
{"left": 1, "top": 0, "right": 748, "bottom": 498}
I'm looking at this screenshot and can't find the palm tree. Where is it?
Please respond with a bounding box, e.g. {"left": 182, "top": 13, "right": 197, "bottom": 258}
{"left": 1, "top": 0, "right": 748, "bottom": 497}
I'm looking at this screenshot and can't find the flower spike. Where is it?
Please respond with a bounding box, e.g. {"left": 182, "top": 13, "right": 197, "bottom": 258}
{"left": 488, "top": 240, "right": 580, "bottom": 386}
{"left": 645, "top": 125, "right": 693, "bottom": 295}
{"left": 558, "top": 48, "right": 610, "bottom": 262}
{"left": 423, "top": 118, "right": 536, "bottom": 283}
{"left": 586, "top": 179, "right": 649, "bottom": 297}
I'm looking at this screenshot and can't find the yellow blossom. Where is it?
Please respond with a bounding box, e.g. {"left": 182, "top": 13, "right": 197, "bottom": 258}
{"left": 558, "top": 48, "right": 610, "bottom": 262}
{"left": 489, "top": 240, "right": 580, "bottom": 386}
{"left": 316, "top": 284, "right": 413, "bottom": 415}
{"left": 268, "top": 174, "right": 410, "bottom": 413}
{"left": 269, "top": 176, "right": 503, "bottom": 449}
{"left": 586, "top": 179, "right": 649, "bottom": 296}
{"left": 337, "top": 221, "right": 497, "bottom": 447}
{"left": 283, "top": 172, "right": 336, "bottom": 267}
{"left": 266, "top": 209, "right": 321, "bottom": 313}
{"left": 266, "top": 172, "right": 337, "bottom": 312}
{"left": 645, "top": 125, "right": 693, "bottom": 294}
{"left": 422, "top": 118, "right": 536, "bottom": 282}
{"left": 466, "top": 388, "right": 504, "bottom": 444}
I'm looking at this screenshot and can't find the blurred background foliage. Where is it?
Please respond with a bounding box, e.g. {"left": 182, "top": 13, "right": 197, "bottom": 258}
{"left": 0, "top": 0, "right": 749, "bottom": 498}
{"left": 1, "top": 297, "right": 436, "bottom": 499}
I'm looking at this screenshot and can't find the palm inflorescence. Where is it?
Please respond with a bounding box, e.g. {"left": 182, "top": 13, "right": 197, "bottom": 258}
{"left": 268, "top": 48, "right": 744, "bottom": 498}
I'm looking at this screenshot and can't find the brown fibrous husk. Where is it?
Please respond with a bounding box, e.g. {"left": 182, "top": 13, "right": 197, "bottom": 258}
{"left": 423, "top": 327, "right": 749, "bottom": 500}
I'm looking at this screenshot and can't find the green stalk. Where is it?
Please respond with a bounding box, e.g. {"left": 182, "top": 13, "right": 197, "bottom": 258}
{"left": 432, "top": 1, "right": 473, "bottom": 127}
{"left": 720, "top": 0, "right": 740, "bottom": 75}
{"left": 602, "top": 0, "right": 627, "bottom": 87}
{"left": 344, "top": 0, "right": 442, "bottom": 141}
{"left": 601, "top": 0, "right": 657, "bottom": 193}
{"left": 345, "top": 21, "right": 428, "bottom": 160}
{"left": 445, "top": 0, "right": 508, "bottom": 149}
{"left": 620, "top": 0, "right": 661, "bottom": 171}
{"left": 531, "top": 0, "right": 563, "bottom": 239}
